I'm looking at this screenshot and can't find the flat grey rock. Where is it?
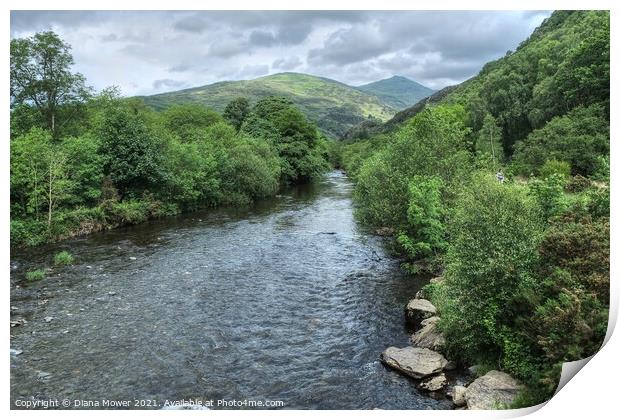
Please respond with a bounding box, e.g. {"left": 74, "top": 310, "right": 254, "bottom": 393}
{"left": 381, "top": 346, "right": 448, "bottom": 379}
{"left": 465, "top": 370, "right": 522, "bottom": 409}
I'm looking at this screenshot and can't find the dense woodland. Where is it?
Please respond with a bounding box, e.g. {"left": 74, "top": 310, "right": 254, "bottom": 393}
{"left": 337, "top": 10, "right": 609, "bottom": 406}
{"left": 10, "top": 32, "right": 330, "bottom": 247}
{"left": 10, "top": 10, "right": 610, "bottom": 409}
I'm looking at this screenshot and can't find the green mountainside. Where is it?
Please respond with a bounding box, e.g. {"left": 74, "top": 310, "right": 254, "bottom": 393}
{"left": 139, "top": 72, "right": 397, "bottom": 138}
{"left": 345, "top": 10, "right": 610, "bottom": 156}
{"left": 356, "top": 75, "right": 435, "bottom": 109}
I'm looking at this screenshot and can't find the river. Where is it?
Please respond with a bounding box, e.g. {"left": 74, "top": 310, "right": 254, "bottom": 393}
{"left": 10, "top": 171, "right": 452, "bottom": 409}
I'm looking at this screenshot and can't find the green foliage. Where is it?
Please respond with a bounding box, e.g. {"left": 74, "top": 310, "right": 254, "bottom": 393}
{"left": 528, "top": 174, "right": 569, "bottom": 221}
{"left": 475, "top": 113, "right": 504, "bottom": 169}
{"left": 396, "top": 176, "right": 446, "bottom": 261}
{"left": 538, "top": 159, "right": 571, "bottom": 180}
{"left": 53, "top": 251, "right": 74, "bottom": 266}
{"left": 160, "top": 103, "right": 224, "bottom": 142}
{"left": 337, "top": 12, "right": 610, "bottom": 408}
{"left": 96, "top": 103, "right": 169, "bottom": 197}
{"left": 219, "top": 136, "right": 282, "bottom": 205}
{"left": 11, "top": 32, "right": 330, "bottom": 247}
{"left": 354, "top": 104, "right": 471, "bottom": 229}
{"left": 437, "top": 174, "right": 544, "bottom": 368}
{"left": 242, "top": 96, "right": 329, "bottom": 184}
{"left": 10, "top": 219, "right": 49, "bottom": 247}
{"left": 10, "top": 31, "right": 91, "bottom": 137}
{"left": 25, "top": 269, "right": 45, "bottom": 282}
{"left": 223, "top": 97, "right": 250, "bottom": 131}
{"left": 511, "top": 105, "right": 609, "bottom": 176}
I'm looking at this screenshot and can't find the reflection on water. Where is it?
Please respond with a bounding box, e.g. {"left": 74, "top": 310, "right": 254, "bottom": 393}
{"left": 10, "top": 171, "right": 451, "bottom": 409}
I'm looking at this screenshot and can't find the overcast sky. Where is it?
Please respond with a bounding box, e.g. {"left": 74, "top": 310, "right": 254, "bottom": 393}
{"left": 10, "top": 10, "right": 551, "bottom": 96}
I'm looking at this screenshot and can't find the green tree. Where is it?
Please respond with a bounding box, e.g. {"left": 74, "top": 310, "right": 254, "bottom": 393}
{"left": 241, "top": 96, "right": 328, "bottom": 184}
{"left": 511, "top": 105, "right": 608, "bottom": 176}
{"left": 437, "top": 174, "right": 544, "bottom": 369}
{"left": 354, "top": 105, "right": 471, "bottom": 229}
{"left": 223, "top": 97, "right": 250, "bottom": 131}
{"left": 10, "top": 128, "right": 51, "bottom": 218}
{"left": 10, "top": 31, "right": 91, "bottom": 136}
{"left": 96, "top": 105, "right": 168, "bottom": 197}
{"left": 160, "top": 104, "right": 224, "bottom": 142}
{"left": 397, "top": 176, "right": 446, "bottom": 261}
{"left": 10, "top": 128, "right": 71, "bottom": 226}
{"left": 475, "top": 113, "right": 503, "bottom": 168}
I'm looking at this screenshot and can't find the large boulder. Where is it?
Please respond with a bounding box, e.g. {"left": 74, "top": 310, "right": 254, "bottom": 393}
{"left": 452, "top": 385, "right": 467, "bottom": 406}
{"left": 464, "top": 370, "right": 522, "bottom": 409}
{"left": 381, "top": 346, "right": 448, "bottom": 379}
{"left": 405, "top": 298, "right": 437, "bottom": 321}
{"left": 418, "top": 373, "right": 448, "bottom": 392}
{"left": 411, "top": 316, "right": 445, "bottom": 351}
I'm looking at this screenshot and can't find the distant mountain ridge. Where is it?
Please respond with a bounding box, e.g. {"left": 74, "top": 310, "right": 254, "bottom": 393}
{"left": 356, "top": 75, "right": 435, "bottom": 109}
{"left": 138, "top": 72, "right": 400, "bottom": 139}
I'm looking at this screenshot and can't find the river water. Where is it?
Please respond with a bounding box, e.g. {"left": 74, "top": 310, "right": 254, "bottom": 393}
{"left": 10, "top": 171, "right": 452, "bottom": 410}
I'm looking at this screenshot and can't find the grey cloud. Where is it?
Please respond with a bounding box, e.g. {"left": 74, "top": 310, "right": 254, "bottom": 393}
{"left": 173, "top": 15, "right": 208, "bottom": 33}
{"left": 308, "top": 25, "right": 388, "bottom": 66}
{"left": 169, "top": 64, "right": 193, "bottom": 73}
{"left": 238, "top": 64, "right": 270, "bottom": 79}
{"left": 10, "top": 10, "right": 551, "bottom": 96}
{"left": 209, "top": 40, "right": 247, "bottom": 59}
{"left": 101, "top": 33, "right": 118, "bottom": 42}
{"left": 273, "top": 56, "right": 302, "bottom": 71}
{"left": 152, "top": 79, "right": 187, "bottom": 90}
{"left": 249, "top": 30, "right": 277, "bottom": 47}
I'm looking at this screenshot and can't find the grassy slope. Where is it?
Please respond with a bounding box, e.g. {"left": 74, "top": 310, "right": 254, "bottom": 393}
{"left": 139, "top": 72, "right": 397, "bottom": 139}
{"left": 356, "top": 75, "right": 435, "bottom": 109}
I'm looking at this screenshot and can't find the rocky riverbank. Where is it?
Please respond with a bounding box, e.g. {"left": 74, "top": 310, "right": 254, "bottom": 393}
{"left": 380, "top": 277, "right": 522, "bottom": 410}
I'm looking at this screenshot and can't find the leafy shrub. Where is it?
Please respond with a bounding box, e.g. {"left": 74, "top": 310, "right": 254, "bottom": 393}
{"left": 539, "top": 159, "right": 571, "bottom": 180}
{"left": 586, "top": 187, "right": 609, "bottom": 219}
{"left": 354, "top": 105, "right": 471, "bottom": 230}
{"left": 397, "top": 175, "right": 446, "bottom": 262}
{"left": 10, "top": 219, "right": 49, "bottom": 247}
{"left": 528, "top": 174, "right": 569, "bottom": 221}
{"left": 107, "top": 200, "right": 150, "bottom": 224}
{"left": 511, "top": 105, "right": 609, "bottom": 177}
{"left": 565, "top": 174, "right": 592, "bottom": 193}
{"left": 25, "top": 269, "right": 45, "bottom": 282}
{"left": 53, "top": 251, "right": 74, "bottom": 266}
{"left": 437, "top": 173, "right": 544, "bottom": 368}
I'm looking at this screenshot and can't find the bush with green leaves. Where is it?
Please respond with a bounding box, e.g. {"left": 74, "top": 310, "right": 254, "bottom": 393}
{"left": 241, "top": 96, "right": 329, "bottom": 184}
{"left": 437, "top": 173, "right": 544, "bottom": 368}
{"left": 528, "top": 174, "right": 569, "bottom": 222}
{"left": 53, "top": 251, "right": 74, "bottom": 266}
{"left": 354, "top": 104, "right": 471, "bottom": 230}
{"left": 538, "top": 159, "right": 571, "bottom": 180}
{"left": 511, "top": 105, "right": 609, "bottom": 177}
{"left": 25, "top": 269, "right": 45, "bottom": 282}
{"left": 396, "top": 175, "right": 446, "bottom": 262}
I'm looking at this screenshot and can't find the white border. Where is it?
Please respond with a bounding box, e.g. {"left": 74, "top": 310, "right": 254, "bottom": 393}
{"left": 3, "top": 1, "right": 618, "bottom": 419}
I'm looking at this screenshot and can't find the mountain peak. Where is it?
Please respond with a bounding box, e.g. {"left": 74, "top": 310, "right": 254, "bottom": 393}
{"left": 357, "top": 76, "right": 435, "bottom": 109}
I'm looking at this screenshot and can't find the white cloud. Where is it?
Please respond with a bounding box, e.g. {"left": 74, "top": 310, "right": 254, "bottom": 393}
{"left": 10, "top": 10, "right": 551, "bottom": 96}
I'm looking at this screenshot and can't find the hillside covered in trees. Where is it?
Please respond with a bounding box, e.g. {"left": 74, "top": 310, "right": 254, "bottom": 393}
{"left": 10, "top": 32, "right": 330, "bottom": 247}
{"left": 337, "top": 10, "right": 609, "bottom": 406}
{"left": 138, "top": 72, "right": 398, "bottom": 138}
